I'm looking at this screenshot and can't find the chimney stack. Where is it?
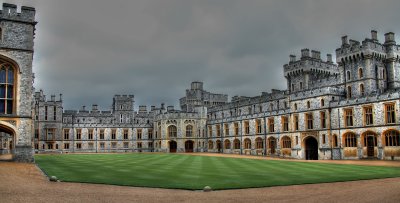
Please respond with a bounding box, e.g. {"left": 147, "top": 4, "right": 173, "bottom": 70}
{"left": 371, "top": 30, "right": 378, "bottom": 41}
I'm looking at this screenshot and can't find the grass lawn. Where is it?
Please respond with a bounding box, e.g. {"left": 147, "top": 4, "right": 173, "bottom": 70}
{"left": 35, "top": 153, "right": 400, "bottom": 190}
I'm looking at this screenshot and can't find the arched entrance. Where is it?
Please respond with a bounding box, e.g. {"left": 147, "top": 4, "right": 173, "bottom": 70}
{"left": 216, "top": 140, "right": 222, "bottom": 152}
{"left": 0, "top": 125, "right": 15, "bottom": 160}
{"left": 169, "top": 140, "right": 177, "bottom": 153}
{"left": 185, "top": 140, "right": 194, "bottom": 152}
{"left": 268, "top": 137, "right": 276, "bottom": 155}
{"left": 305, "top": 137, "right": 318, "bottom": 160}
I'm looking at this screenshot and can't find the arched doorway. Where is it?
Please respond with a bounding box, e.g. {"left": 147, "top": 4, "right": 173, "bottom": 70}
{"left": 305, "top": 137, "right": 318, "bottom": 160}
{"left": 0, "top": 125, "right": 15, "bottom": 160}
{"left": 169, "top": 140, "right": 177, "bottom": 153}
{"left": 216, "top": 140, "right": 222, "bottom": 152}
{"left": 185, "top": 140, "right": 194, "bottom": 152}
{"left": 268, "top": 137, "right": 276, "bottom": 155}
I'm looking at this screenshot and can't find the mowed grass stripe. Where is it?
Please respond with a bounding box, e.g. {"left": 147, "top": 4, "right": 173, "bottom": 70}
{"left": 35, "top": 154, "right": 400, "bottom": 190}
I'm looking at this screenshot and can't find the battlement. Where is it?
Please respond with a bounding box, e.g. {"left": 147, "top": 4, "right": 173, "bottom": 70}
{"left": 336, "top": 30, "right": 400, "bottom": 63}
{"left": 0, "top": 3, "right": 35, "bottom": 23}
{"left": 284, "top": 49, "right": 338, "bottom": 77}
{"left": 114, "top": 94, "right": 134, "bottom": 99}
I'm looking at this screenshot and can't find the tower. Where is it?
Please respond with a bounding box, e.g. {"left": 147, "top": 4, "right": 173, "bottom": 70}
{"left": 0, "top": 3, "right": 36, "bottom": 162}
{"left": 112, "top": 95, "right": 134, "bottom": 124}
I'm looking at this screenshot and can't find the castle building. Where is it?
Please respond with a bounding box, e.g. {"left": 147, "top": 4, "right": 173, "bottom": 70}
{"left": 32, "top": 30, "right": 400, "bottom": 160}
{"left": 0, "top": 3, "right": 36, "bottom": 162}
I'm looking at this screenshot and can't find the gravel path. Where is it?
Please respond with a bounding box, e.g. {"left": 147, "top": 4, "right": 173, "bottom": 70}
{"left": 1, "top": 154, "right": 400, "bottom": 203}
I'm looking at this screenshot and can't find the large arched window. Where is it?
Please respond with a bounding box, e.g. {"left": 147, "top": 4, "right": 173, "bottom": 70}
{"left": 384, "top": 130, "right": 400, "bottom": 146}
{"left": 233, "top": 139, "right": 240, "bottom": 149}
{"left": 343, "top": 132, "right": 357, "bottom": 147}
{"left": 208, "top": 140, "right": 214, "bottom": 149}
{"left": 281, "top": 136, "right": 291, "bottom": 148}
{"left": 224, "top": 139, "right": 231, "bottom": 149}
{"left": 0, "top": 63, "right": 15, "bottom": 114}
{"left": 256, "top": 137, "right": 263, "bottom": 149}
{"left": 185, "top": 125, "right": 193, "bottom": 137}
{"left": 168, "top": 125, "right": 177, "bottom": 138}
{"left": 244, "top": 138, "right": 251, "bottom": 149}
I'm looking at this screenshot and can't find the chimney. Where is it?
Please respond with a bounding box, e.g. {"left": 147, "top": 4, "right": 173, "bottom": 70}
{"left": 341, "top": 35, "right": 348, "bottom": 45}
{"left": 51, "top": 95, "right": 55, "bottom": 101}
{"left": 371, "top": 30, "right": 378, "bottom": 41}
{"left": 327, "top": 54, "right": 332, "bottom": 63}
{"left": 59, "top": 94, "right": 63, "bottom": 101}
{"left": 301, "top": 49, "right": 310, "bottom": 59}
{"left": 92, "top": 104, "right": 98, "bottom": 111}
{"left": 311, "top": 50, "right": 320, "bottom": 60}
{"left": 81, "top": 106, "right": 86, "bottom": 111}
{"left": 384, "top": 32, "right": 396, "bottom": 45}
{"left": 161, "top": 103, "right": 165, "bottom": 110}
{"left": 289, "top": 55, "right": 296, "bottom": 63}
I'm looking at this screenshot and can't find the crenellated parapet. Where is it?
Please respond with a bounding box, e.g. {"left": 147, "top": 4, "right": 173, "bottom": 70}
{"left": 0, "top": 3, "right": 35, "bottom": 23}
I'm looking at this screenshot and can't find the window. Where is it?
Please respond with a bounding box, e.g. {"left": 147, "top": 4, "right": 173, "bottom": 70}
{"left": 259, "top": 105, "right": 263, "bottom": 113}
{"left": 63, "top": 129, "right": 69, "bottom": 140}
{"left": 0, "top": 62, "right": 15, "bottom": 114}
{"left": 34, "top": 129, "right": 39, "bottom": 139}
{"left": 234, "top": 122, "right": 239, "bottom": 136}
{"left": 124, "top": 129, "right": 129, "bottom": 140}
{"left": 291, "top": 83, "right": 295, "bottom": 91}
{"left": 320, "top": 99, "right": 325, "bottom": 107}
{"left": 256, "top": 137, "right": 263, "bottom": 149}
{"left": 168, "top": 125, "right": 177, "bottom": 137}
{"left": 363, "top": 106, "right": 373, "bottom": 126}
{"left": 76, "top": 129, "right": 81, "bottom": 140}
{"left": 244, "top": 139, "right": 251, "bottom": 149}
{"left": 53, "top": 106, "right": 57, "bottom": 120}
{"left": 76, "top": 143, "right": 82, "bottom": 149}
{"left": 294, "top": 115, "right": 299, "bottom": 131}
{"left": 358, "top": 68, "right": 363, "bottom": 78}
{"left": 268, "top": 118, "right": 274, "bottom": 133}
{"left": 123, "top": 142, "right": 129, "bottom": 148}
{"left": 111, "top": 129, "right": 116, "bottom": 140}
{"left": 244, "top": 121, "right": 249, "bottom": 135}
{"left": 234, "top": 139, "right": 240, "bottom": 149}
{"left": 88, "top": 142, "right": 94, "bottom": 149}
{"left": 347, "top": 86, "right": 352, "bottom": 99}
{"left": 300, "top": 82, "right": 303, "bottom": 90}
{"left": 362, "top": 134, "right": 377, "bottom": 147}
{"left": 360, "top": 84, "right": 365, "bottom": 96}
{"left": 256, "top": 119, "right": 262, "bottom": 134}
{"left": 307, "top": 101, "right": 311, "bottom": 109}
{"left": 224, "top": 139, "right": 231, "bottom": 149}
{"left": 208, "top": 140, "right": 213, "bottom": 149}
{"left": 100, "top": 142, "right": 105, "bottom": 149}
{"left": 322, "top": 134, "right": 326, "bottom": 144}
{"left": 148, "top": 129, "right": 153, "bottom": 139}
{"left": 344, "top": 108, "right": 354, "bottom": 127}
{"left": 333, "top": 134, "right": 338, "bottom": 147}
{"left": 344, "top": 133, "right": 356, "bottom": 147}
{"left": 112, "top": 142, "right": 117, "bottom": 149}
{"left": 137, "top": 129, "right": 142, "bottom": 140}
{"left": 208, "top": 126, "right": 212, "bottom": 137}
{"left": 384, "top": 130, "right": 400, "bottom": 146}
{"left": 224, "top": 124, "right": 229, "bottom": 136}
{"left": 296, "top": 136, "right": 298, "bottom": 145}
{"left": 346, "top": 71, "right": 351, "bottom": 81}
{"left": 320, "top": 111, "right": 326, "bottom": 129}
{"left": 385, "top": 103, "right": 396, "bottom": 124}
{"left": 306, "top": 113, "right": 313, "bottom": 129}
{"left": 148, "top": 142, "right": 153, "bottom": 148}
{"left": 294, "top": 103, "right": 297, "bottom": 110}
{"left": 44, "top": 106, "right": 48, "bottom": 120}
{"left": 88, "top": 129, "right": 93, "bottom": 140}
{"left": 216, "top": 125, "right": 221, "bottom": 137}
{"left": 100, "top": 129, "right": 104, "bottom": 140}
{"left": 64, "top": 143, "right": 69, "bottom": 149}
{"left": 282, "top": 136, "right": 291, "bottom": 148}
{"left": 282, "top": 116, "right": 289, "bottom": 132}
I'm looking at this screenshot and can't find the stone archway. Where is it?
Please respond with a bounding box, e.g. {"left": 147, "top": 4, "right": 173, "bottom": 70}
{"left": 169, "top": 140, "right": 177, "bottom": 153}
{"left": 0, "top": 124, "right": 15, "bottom": 161}
{"left": 185, "top": 140, "right": 194, "bottom": 153}
{"left": 305, "top": 136, "right": 318, "bottom": 160}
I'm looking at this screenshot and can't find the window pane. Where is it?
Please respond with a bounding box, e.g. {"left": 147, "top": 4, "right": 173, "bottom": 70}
{"left": 0, "top": 85, "right": 5, "bottom": 98}
{"left": 0, "top": 99, "right": 4, "bottom": 113}
{"left": 7, "top": 86, "right": 12, "bottom": 98}
{"left": 7, "top": 68, "right": 13, "bottom": 84}
{"left": 0, "top": 68, "right": 6, "bottom": 83}
{"left": 6, "top": 100, "right": 12, "bottom": 114}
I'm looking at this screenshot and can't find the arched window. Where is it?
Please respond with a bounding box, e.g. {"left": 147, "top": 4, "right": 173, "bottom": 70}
{"left": 320, "top": 99, "right": 325, "bottom": 107}
{"left": 186, "top": 125, "right": 193, "bottom": 137}
{"left": 300, "top": 82, "right": 303, "bottom": 90}
{"left": 294, "top": 103, "right": 297, "bottom": 110}
{"left": 332, "top": 134, "right": 338, "bottom": 147}
{"left": 344, "top": 132, "right": 357, "bottom": 147}
{"left": 168, "top": 125, "right": 177, "bottom": 138}
{"left": 233, "top": 139, "right": 240, "bottom": 149}
{"left": 0, "top": 62, "right": 15, "bottom": 114}
{"left": 307, "top": 101, "right": 311, "bottom": 109}
{"left": 347, "top": 86, "right": 352, "bottom": 99}
{"left": 360, "top": 84, "right": 365, "bottom": 96}
{"left": 224, "top": 139, "right": 231, "bottom": 149}
{"left": 244, "top": 138, "right": 251, "bottom": 149}
{"left": 256, "top": 137, "right": 263, "bottom": 149}
{"left": 362, "top": 132, "right": 377, "bottom": 147}
{"left": 358, "top": 68, "right": 363, "bottom": 78}
{"left": 281, "top": 136, "right": 291, "bottom": 148}
{"left": 346, "top": 71, "right": 351, "bottom": 81}
{"left": 384, "top": 130, "right": 400, "bottom": 146}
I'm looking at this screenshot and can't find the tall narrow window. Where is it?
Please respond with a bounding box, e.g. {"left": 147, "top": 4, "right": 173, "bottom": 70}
{"left": 347, "top": 86, "right": 352, "bottom": 99}
{"left": 124, "top": 129, "right": 129, "bottom": 140}
{"left": 244, "top": 121, "right": 249, "bottom": 135}
{"left": 76, "top": 129, "right": 81, "bottom": 140}
{"left": 256, "top": 119, "right": 262, "bottom": 134}
{"left": 112, "top": 129, "right": 116, "bottom": 140}
{"left": 216, "top": 124, "right": 221, "bottom": 137}
{"left": 358, "top": 68, "right": 363, "bottom": 78}
{"left": 148, "top": 129, "right": 153, "bottom": 139}
{"left": 63, "top": 129, "right": 69, "bottom": 140}
{"left": 88, "top": 129, "right": 93, "bottom": 140}
{"left": 282, "top": 116, "right": 289, "bottom": 132}
{"left": 137, "top": 129, "right": 142, "bottom": 140}
{"left": 186, "top": 125, "right": 193, "bottom": 137}
{"left": 100, "top": 129, "right": 104, "bottom": 140}
{"left": 320, "top": 111, "right": 326, "bottom": 129}
{"left": 0, "top": 63, "right": 14, "bottom": 114}
{"left": 268, "top": 118, "right": 275, "bottom": 133}
{"left": 294, "top": 114, "right": 299, "bottom": 131}
{"left": 364, "top": 106, "right": 373, "bottom": 126}
{"left": 344, "top": 108, "right": 354, "bottom": 127}
{"left": 360, "top": 84, "right": 365, "bottom": 96}
{"left": 300, "top": 82, "right": 303, "bottom": 90}
{"left": 224, "top": 123, "right": 229, "bottom": 136}
{"left": 53, "top": 106, "right": 57, "bottom": 120}
{"left": 385, "top": 103, "right": 396, "bottom": 124}
{"left": 307, "top": 101, "right": 311, "bottom": 109}
{"left": 347, "top": 71, "right": 351, "bottom": 81}
{"left": 234, "top": 122, "right": 239, "bottom": 136}
{"left": 44, "top": 106, "right": 48, "bottom": 120}
{"left": 168, "top": 125, "right": 177, "bottom": 138}
{"left": 306, "top": 113, "right": 313, "bottom": 129}
{"left": 320, "top": 99, "right": 325, "bottom": 107}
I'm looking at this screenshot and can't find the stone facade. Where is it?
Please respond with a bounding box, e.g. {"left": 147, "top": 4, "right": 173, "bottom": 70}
{"left": 0, "top": 3, "right": 36, "bottom": 162}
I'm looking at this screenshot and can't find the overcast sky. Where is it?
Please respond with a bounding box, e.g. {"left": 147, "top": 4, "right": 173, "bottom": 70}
{"left": 3, "top": 0, "right": 400, "bottom": 110}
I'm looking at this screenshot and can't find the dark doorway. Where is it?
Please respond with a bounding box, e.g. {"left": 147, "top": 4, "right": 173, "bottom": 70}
{"left": 169, "top": 141, "right": 177, "bottom": 153}
{"left": 0, "top": 126, "right": 15, "bottom": 161}
{"left": 305, "top": 137, "right": 318, "bottom": 160}
{"left": 185, "top": 140, "right": 194, "bottom": 153}
{"left": 367, "top": 136, "right": 374, "bottom": 157}
{"left": 216, "top": 140, "right": 222, "bottom": 153}
{"left": 269, "top": 138, "right": 276, "bottom": 155}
